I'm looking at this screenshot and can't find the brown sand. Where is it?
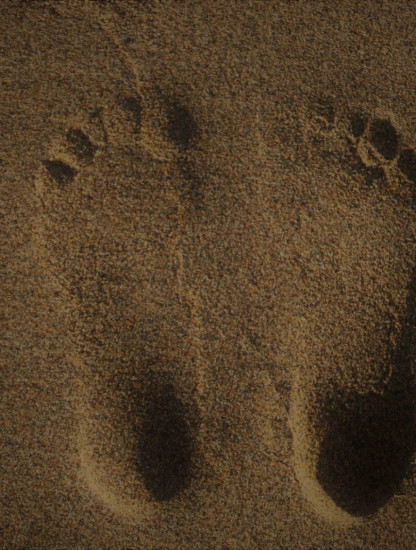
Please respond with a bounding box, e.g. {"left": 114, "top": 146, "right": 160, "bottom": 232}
{"left": 3, "top": 1, "right": 416, "bottom": 548}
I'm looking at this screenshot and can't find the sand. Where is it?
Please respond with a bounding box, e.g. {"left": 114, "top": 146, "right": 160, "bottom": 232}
{"left": 3, "top": 1, "right": 416, "bottom": 548}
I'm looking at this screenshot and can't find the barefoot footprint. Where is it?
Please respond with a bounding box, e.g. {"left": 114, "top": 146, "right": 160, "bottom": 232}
{"left": 290, "top": 105, "right": 416, "bottom": 523}
{"left": 34, "top": 60, "right": 207, "bottom": 523}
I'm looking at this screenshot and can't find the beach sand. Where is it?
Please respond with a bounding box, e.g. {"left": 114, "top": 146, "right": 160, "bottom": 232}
{"left": 3, "top": 1, "right": 416, "bottom": 548}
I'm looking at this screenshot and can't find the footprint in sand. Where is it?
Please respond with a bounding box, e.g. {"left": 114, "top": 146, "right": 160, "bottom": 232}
{"left": 34, "top": 79, "right": 205, "bottom": 521}
{"left": 290, "top": 107, "right": 416, "bottom": 523}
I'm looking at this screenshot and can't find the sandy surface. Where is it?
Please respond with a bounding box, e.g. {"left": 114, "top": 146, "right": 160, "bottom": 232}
{"left": 3, "top": 1, "right": 416, "bottom": 548}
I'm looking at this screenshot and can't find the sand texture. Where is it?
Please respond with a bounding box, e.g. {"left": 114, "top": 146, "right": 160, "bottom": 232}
{"left": 4, "top": 1, "right": 416, "bottom": 548}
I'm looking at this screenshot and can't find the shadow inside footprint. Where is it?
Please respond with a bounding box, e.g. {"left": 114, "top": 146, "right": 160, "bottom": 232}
{"left": 368, "top": 118, "right": 399, "bottom": 160}
{"left": 118, "top": 95, "right": 142, "bottom": 132}
{"left": 349, "top": 112, "right": 368, "bottom": 139}
{"left": 166, "top": 99, "right": 199, "bottom": 150}
{"left": 162, "top": 96, "right": 204, "bottom": 208}
{"left": 316, "top": 267, "right": 416, "bottom": 517}
{"left": 66, "top": 128, "right": 96, "bottom": 161}
{"left": 134, "top": 376, "right": 195, "bottom": 502}
{"left": 317, "top": 385, "right": 416, "bottom": 517}
{"left": 398, "top": 148, "right": 416, "bottom": 185}
{"left": 42, "top": 159, "right": 77, "bottom": 186}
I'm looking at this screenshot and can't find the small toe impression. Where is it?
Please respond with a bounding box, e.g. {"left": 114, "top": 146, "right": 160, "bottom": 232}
{"left": 368, "top": 118, "right": 399, "bottom": 160}
{"left": 316, "top": 385, "right": 416, "bottom": 517}
{"left": 135, "top": 377, "right": 196, "bottom": 502}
